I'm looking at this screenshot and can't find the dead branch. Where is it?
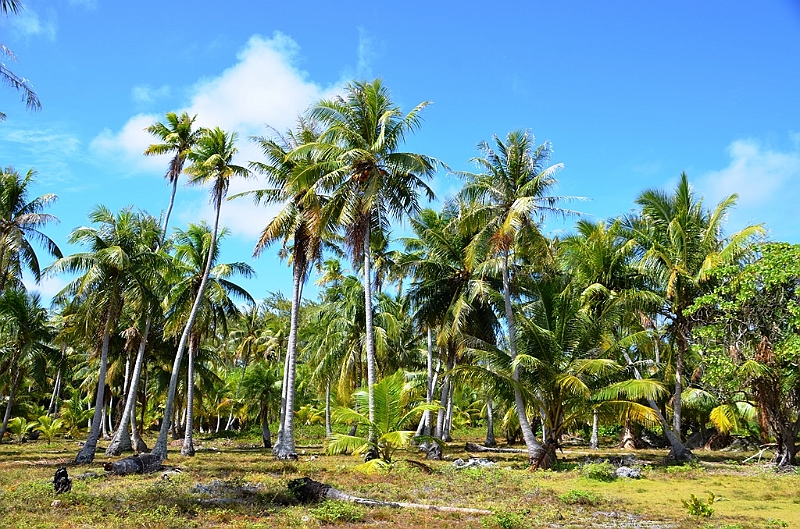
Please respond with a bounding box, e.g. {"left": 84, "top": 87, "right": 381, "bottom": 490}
{"left": 465, "top": 442, "right": 526, "bottom": 454}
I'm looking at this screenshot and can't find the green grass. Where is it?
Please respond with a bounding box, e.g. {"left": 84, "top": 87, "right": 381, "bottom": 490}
{"left": 0, "top": 427, "right": 798, "bottom": 528}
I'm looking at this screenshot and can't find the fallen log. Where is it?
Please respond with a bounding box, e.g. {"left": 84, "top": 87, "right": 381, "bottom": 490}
{"left": 104, "top": 453, "right": 164, "bottom": 475}
{"left": 465, "top": 442, "right": 526, "bottom": 454}
{"left": 288, "top": 477, "right": 492, "bottom": 515}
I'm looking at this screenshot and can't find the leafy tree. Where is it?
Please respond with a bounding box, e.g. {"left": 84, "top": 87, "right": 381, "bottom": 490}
{"left": 692, "top": 242, "right": 800, "bottom": 465}
{"left": 0, "top": 167, "right": 61, "bottom": 292}
{"left": 240, "top": 360, "right": 281, "bottom": 448}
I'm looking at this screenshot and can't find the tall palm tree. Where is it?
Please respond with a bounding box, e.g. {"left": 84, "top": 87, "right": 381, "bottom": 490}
{"left": 0, "top": 1, "right": 41, "bottom": 121}
{"left": 144, "top": 112, "right": 203, "bottom": 239}
{"left": 0, "top": 167, "right": 61, "bottom": 292}
{"left": 164, "top": 223, "right": 254, "bottom": 455}
{"left": 47, "top": 206, "right": 162, "bottom": 463}
{"left": 623, "top": 172, "right": 763, "bottom": 460}
{"left": 235, "top": 120, "right": 328, "bottom": 459}
{"left": 457, "top": 129, "right": 574, "bottom": 467}
{"left": 0, "top": 289, "right": 56, "bottom": 440}
{"left": 307, "top": 79, "right": 437, "bottom": 440}
{"left": 150, "top": 126, "right": 250, "bottom": 460}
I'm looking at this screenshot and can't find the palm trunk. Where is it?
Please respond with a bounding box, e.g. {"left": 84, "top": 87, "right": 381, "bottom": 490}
{"left": 325, "top": 380, "right": 332, "bottom": 437}
{"left": 106, "top": 316, "right": 152, "bottom": 456}
{"left": 150, "top": 202, "right": 221, "bottom": 461}
{"left": 75, "top": 313, "right": 114, "bottom": 463}
{"left": 421, "top": 327, "right": 434, "bottom": 437}
{"left": 48, "top": 357, "right": 63, "bottom": 416}
{"left": 161, "top": 177, "right": 179, "bottom": 245}
{"left": 181, "top": 335, "right": 197, "bottom": 456}
{"left": 362, "top": 224, "right": 377, "bottom": 444}
{"left": 673, "top": 314, "right": 688, "bottom": 440}
{"left": 590, "top": 409, "right": 599, "bottom": 450}
{"left": 502, "top": 251, "right": 548, "bottom": 466}
{"left": 272, "top": 341, "right": 291, "bottom": 454}
{"left": 622, "top": 349, "right": 694, "bottom": 461}
{"left": 485, "top": 395, "right": 497, "bottom": 447}
{"left": 261, "top": 404, "right": 272, "bottom": 448}
{"left": 0, "top": 366, "right": 22, "bottom": 441}
{"left": 274, "top": 258, "right": 304, "bottom": 459}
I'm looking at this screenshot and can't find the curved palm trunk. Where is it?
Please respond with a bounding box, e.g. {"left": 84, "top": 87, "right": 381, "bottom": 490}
{"left": 161, "top": 178, "right": 179, "bottom": 245}
{"left": 106, "top": 316, "right": 151, "bottom": 456}
{"left": 181, "top": 334, "right": 197, "bottom": 456}
{"left": 75, "top": 314, "right": 113, "bottom": 463}
{"left": 273, "top": 258, "right": 304, "bottom": 459}
{"left": 362, "top": 226, "right": 377, "bottom": 443}
{"left": 151, "top": 203, "right": 221, "bottom": 461}
{"left": 622, "top": 349, "right": 694, "bottom": 461}
{"left": 502, "top": 251, "right": 548, "bottom": 467}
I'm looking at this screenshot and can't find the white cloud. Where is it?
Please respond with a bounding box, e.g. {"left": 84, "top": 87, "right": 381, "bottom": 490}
{"left": 131, "top": 84, "right": 171, "bottom": 105}
{"left": 89, "top": 113, "right": 164, "bottom": 174}
{"left": 23, "top": 273, "right": 67, "bottom": 306}
{"left": 9, "top": 6, "right": 57, "bottom": 41}
{"left": 698, "top": 138, "right": 800, "bottom": 207}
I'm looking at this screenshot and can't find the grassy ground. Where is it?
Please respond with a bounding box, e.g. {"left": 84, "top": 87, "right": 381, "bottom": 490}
{"left": 0, "top": 427, "right": 797, "bottom": 528}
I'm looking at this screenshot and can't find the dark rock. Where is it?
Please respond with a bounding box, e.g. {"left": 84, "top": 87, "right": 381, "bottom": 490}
{"left": 53, "top": 467, "right": 72, "bottom": 494}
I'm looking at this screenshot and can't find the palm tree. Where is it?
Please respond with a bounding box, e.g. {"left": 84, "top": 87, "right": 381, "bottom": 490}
{"left": 307, "top": 79, "right": 437, "bottom": 441}
{"left": 163, "top": 223, "right": 254, "bottom": 455}
{"left": 0, "top": 167, "right": 61, "bottom": 292}
{"left": 144, "top": 112, "right": 203, "bottom": 239}
{"left": 150, "top": 126, "right": 250, "bottom": 461}
{"left": 0, "top": 289, "right": 56, "bottom": 441}
{"left": 457, "top": 129, "right": 574, "bottom": 467}
{"left": 47, "top": 206, "right": 162, "bottom": 463}
{"left": 239, "top": 360, "right": 281, "bottom": 448}
{"left": 0, "top": 1, "right": 41, "bottom": 121}
{"left": 623, "top": 172, "right": 763, "bottom": 460}
{"left": 235, "top": 120, "right": 328, "bottom": 459}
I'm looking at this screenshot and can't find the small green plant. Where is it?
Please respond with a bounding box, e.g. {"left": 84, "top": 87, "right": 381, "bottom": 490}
{"left": 6, "top": 417, "right": 37, "bottom": 444}
{"left": 764, "top": 519, "right": 788, "bottom": 528}
{"left": 558, "top": 489, "right": 601, "bottom": 506}
{"left": 581, "top": 461, "right": 616, "bottom": 481}
{"left": 682, "top": 492, "right": 715, "bottom": 518}
{"left": 34, "top": 415, "right": 65, "bottom": 444}
{"left": 309, "top": 500, "right": 366, "bottom": 523}
{"left": 483, "top": 510, "right": 527, "bottom": 529}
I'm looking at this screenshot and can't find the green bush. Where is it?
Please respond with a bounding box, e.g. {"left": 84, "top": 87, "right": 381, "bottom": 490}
{"left": 682, "top": 492, "right": 715, "bottom": 518}
{"left": 483, "top": 510, "right": 527, "bottom": 529}
{"left": 558, "top": 489, "right": 601, "bottom": 506}
{"left": 309, "top": 500, "right": 366, "bottom": 523}
{"left": 581, "top": 461, "right": 616, "bottom": 481}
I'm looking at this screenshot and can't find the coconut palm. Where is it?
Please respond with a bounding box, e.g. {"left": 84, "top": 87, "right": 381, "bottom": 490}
{"left": 307, "top": 79, "right": 437, "bottom": 441}
{"left": 47, "top": 206, "right": 162, "bottom": 463}
{"left": 144, "top": 112, "right": 203, "bottom": 238}
{"left": 456, "top": 129, "right": 574, "bottom": 466}
{"left": 163, "top": 223, "right": 254, "bottom": 455}
{"left": 239, "top": 360, "right": 281, "bottom": 448}
{"left": 0, "top": 167, "right": 61, "bottom": 292}
{"left": 235, "top": 120, "right": 328, "bottom": 459}
{"left": 622, "top": 172, "right": 763, "bottom": 460}
{"left": 150, "top": 126, "right": 250, "bottom": 460}
{"left": 0, "top": 289, "right": 56, "bottom": 441}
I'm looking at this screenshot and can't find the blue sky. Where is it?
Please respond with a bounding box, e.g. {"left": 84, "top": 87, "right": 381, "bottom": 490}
{"left": 2, "top": 0, "right": 799, "bottom": 303}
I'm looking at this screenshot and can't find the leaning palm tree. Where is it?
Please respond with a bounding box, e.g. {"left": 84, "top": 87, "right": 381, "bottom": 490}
{"left": 234, "top": 119, "right": 329, "bottom": 459}
{"left": 457, "top": 129, "right": 575, "bottom": 467}
{"left": 0, "top": 167, "right": 61, "bottom": 292}
{"left": 150, "top": 126, "right": 250, "bottom": 461}
{"left": 144, "top": 112, "right": 203, "bottom": 239}
{"left": 622, "top": 172, "right": 763, "bottom": 460}
{"left": 306, "top": 79, "right": 437, "bottom": 441}
{"left": 47, "top": 206, "right": 162, "bottom": 463}
{"left": 164, "top": 223, "right": 254, "bottom": 456}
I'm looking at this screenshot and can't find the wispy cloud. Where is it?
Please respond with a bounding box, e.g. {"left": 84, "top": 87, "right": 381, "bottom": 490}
{"left": 131, "top": 84, "right": 171, "bottom": 105}
{"left": 8, "top": 6, "right": 57, "bottom": 41}
{"left": 696, "top": 137, "right": 800, "bottom": 238}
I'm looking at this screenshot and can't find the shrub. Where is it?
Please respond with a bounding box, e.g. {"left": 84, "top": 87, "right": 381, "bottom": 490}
{"left": 682, "top": 492, "right": 715, "bottom": 518}
{"left": 483, "top": 511, "right": 527, "bottom": 529}
{"left": 309, "top": 500, "right": 366, "bottom": 524}
{"left": 558, "top": 489, "right": 601, "bottom": 506}
{"left": 581, "top": 461, "right": 616, "bottom": 482}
